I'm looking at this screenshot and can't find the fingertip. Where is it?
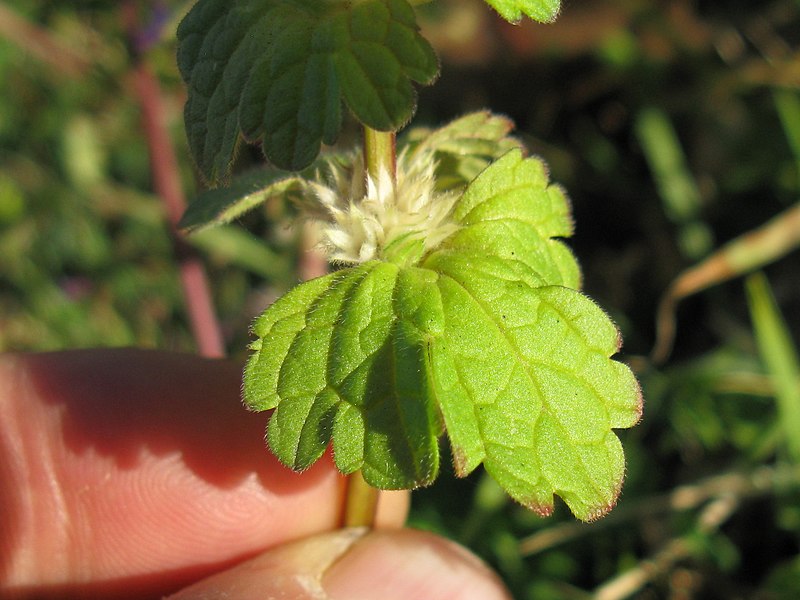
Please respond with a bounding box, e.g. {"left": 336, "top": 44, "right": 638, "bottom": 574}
{"left": 169, "top": 528, "right": 511, "bottom": 600}
{"left": 0, "top": 350, "right": 346, "bottom": 594}
{"left": 166, "top": 529, "right": 367, "bottom": 600}
{"left": 375, "top": 489, "right": 410, "bottom": 529}
{"left": 323, "top": 529, "right": 512, "bottom": 600}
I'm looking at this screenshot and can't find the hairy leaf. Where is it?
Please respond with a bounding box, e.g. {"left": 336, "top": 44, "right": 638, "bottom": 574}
{"left": 244, "top": 262, "right": 442, "bottom": 487}
{"left": 244, "top": 149, "right": 641, "bottom": 520}
{"left": 483, "top": 0, "right": 561, "bottom": 23}
{"left": 177, "top": 0, "right": 438, "bottom": 179}
{"left": 178, "top": 166, "right": 304, "bottom": 233}
{"left": 404, "top": 111, "right": 521, "bottom": 190}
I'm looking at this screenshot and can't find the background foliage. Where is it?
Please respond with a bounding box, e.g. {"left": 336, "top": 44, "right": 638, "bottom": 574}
{"left": 1, "top": 0, "right": 799, "bottom": 597}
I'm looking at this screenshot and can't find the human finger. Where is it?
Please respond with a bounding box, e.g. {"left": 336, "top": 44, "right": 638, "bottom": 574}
{"left": 168, "top": 528, "right": 512, "bottom": 600}
{"left": 0, "top": 349, "right": 408, "bottom": 599}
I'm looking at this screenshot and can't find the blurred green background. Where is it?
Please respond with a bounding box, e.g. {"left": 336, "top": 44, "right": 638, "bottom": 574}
{"left": 2, "top": 0, "right": 800, "bottom": 598}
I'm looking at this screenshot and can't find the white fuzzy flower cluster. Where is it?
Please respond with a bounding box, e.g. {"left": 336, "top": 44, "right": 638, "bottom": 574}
{"left": 305, "top": 149, "right": 460, "bottom": 264}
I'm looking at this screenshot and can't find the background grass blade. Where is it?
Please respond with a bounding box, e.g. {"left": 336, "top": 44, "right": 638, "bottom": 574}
{"left": 746, "top": 272, "right": 800, "bottom": 462}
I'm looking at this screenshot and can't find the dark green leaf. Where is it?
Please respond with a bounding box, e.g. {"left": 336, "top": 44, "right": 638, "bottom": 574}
{"left": 177, "top": 0, "right": 438, "bottom": 179}
{"left": 178, "top": 166, "right": 303, "bottom": 233}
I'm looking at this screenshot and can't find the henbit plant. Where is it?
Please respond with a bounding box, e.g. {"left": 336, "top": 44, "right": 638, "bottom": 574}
{"left": 176, "top": 0, "right": 642, "bottom": 525}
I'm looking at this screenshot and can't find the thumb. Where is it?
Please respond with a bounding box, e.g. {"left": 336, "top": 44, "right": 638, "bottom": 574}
{"left": 167, "top": 528, "right": 512, "bottom": 600}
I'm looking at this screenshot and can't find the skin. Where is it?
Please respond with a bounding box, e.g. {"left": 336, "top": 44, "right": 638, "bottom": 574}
{"left": 0, "top": 349, "right": 511, "bottom": 600}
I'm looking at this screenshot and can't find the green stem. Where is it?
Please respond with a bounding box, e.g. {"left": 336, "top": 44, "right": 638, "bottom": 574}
{"left": 343, "top": 470, "right": 380, "bottom": 527}
{"left": 341, "top": 126, "right": 396, "bottom": 529}
{"left": 364, "top": 127, "right": 396, "bottom": 182}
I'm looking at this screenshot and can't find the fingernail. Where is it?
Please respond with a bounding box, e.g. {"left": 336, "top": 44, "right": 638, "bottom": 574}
{"left": 167, "top": 528, "right": 366, "bottom": 599}
{"left": 322, "top": 529, "right": 512, "bottom": 600}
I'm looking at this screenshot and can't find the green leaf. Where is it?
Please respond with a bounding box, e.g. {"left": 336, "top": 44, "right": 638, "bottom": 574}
{"left": 177, "top": 0, "right": 438, "bottom": 179}
{"left": 178, "top": 166, "right": 304, "bottom": 233}
{"left": 421, "top": 150, "right": 639, "bottom": 519}
{"left": 482, "top": 0, "right": 561, "bottom": 23}
{"left": 404, "top": 111, "right": 521, "bottom": 190}
{"left": 244, "top": 149, "right": 641, "bottom": 520}
{"left": 428, "top": 268, "right": 640, "bottom": 519}
{"left": 436, "top": 149, "right": 581, "bottom": 290}
{"left": 245, "top": 261, "right": 442, "bottom": 488}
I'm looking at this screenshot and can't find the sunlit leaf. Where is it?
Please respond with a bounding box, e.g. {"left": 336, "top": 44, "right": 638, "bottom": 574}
{"left": 405, "top": 111, "right": 521, "bottom": 190}
{"left": 482, "top": 0, "right": 561, "bottom": 23}
{"left": 244, "top": 149, "right": 641, "bottom": 520}
{"left": 245, "top": 262, "right": 442, "bottom": 487}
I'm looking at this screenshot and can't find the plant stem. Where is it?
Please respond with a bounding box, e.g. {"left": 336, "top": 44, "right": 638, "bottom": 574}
{"left": 343, "top": 470, "right": 380, "bottom": 527}
{"left": 123, "top": 2, "right": 225, "bottom": 358}
{"left": 341, "top": 126, "right": 396, "bottom": 529}
{"left": 364, "top": 127, "right": 396, "bottom": 182}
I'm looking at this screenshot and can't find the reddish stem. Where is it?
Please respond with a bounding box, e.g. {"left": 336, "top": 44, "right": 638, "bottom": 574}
{"left": 0, "top": 3, "right": 90, "bottom": 78}
{"left": 123, "top": 2, "right": 225, "bottom": 358}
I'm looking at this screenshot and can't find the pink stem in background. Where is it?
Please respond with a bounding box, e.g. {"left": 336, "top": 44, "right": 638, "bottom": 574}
{"left": 0, "top": 2, "right": 90, "bottom": 78}
{"left": 299, "top": 223, "right": 329, "bottom": 282}
{"left": 123, "top": 2, "right": 225, "bottom": 358}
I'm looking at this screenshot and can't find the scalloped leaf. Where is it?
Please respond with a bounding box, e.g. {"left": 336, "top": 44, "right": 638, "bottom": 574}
{"left": 423, "top": 153, "right": 640, "bottom": 519}
{"left": 404, "top": 111, "right": 521, "bottom": 190}
{"left": 483, "top": 0, "right": 561, "bottom": 23}
{"left": 244, "top": 262, "right": 443, "bottom": 487}
{"left": 244, "top": 149, "right": 641, "bottom": 520}
{"left": 177, "top": 0, "right": 438, "bottom": 180}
